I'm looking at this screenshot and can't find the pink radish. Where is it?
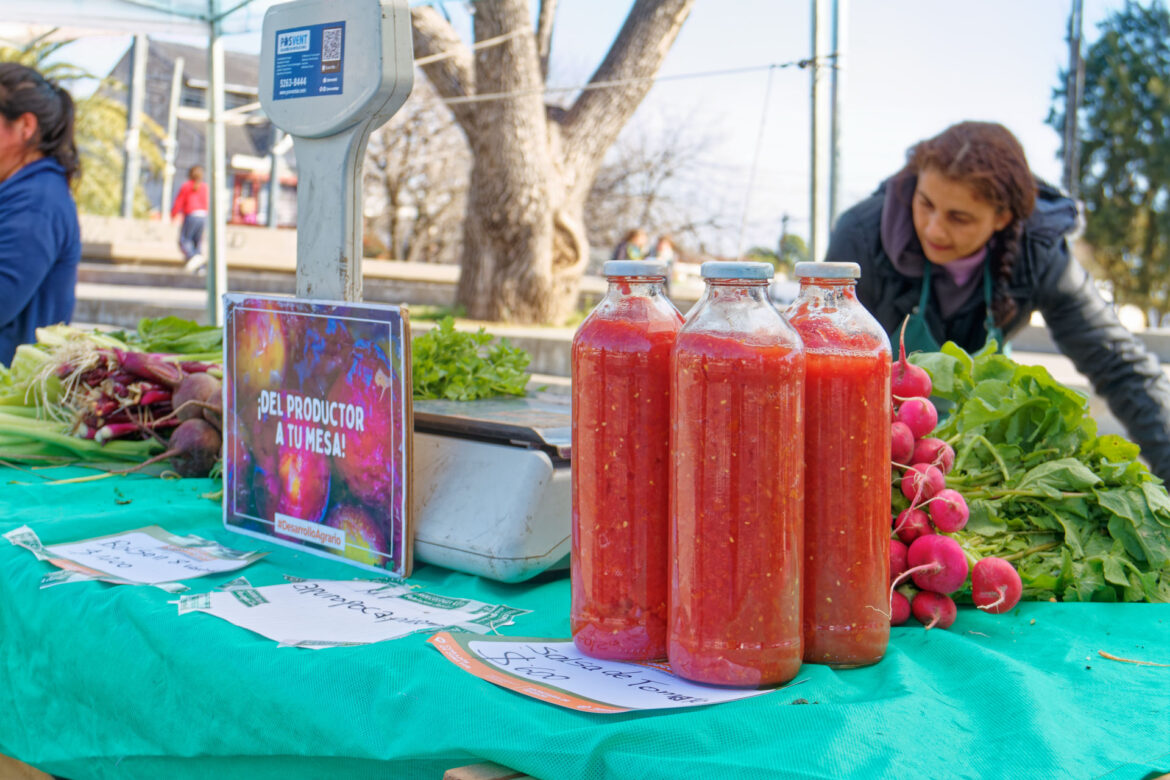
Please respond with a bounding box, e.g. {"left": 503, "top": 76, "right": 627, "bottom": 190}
{"left": 890, "top": 538, "right": 909, "bottom": 580}
{"left": 903, "top": 534, "right": 969, "bottom": 594}
{"left": 912, "top": 591, "right": 957, "bottom": 630}
{"left": 901, "top": 463, "right": 945, "bottom": 504}
{"left": 891, "top": 422, "right": 915, "bottom": 464}
{"left": 894, "top": 508, "right": 933, "bottom": 545}
{"left": 928, "top": 489, "right": 969, "bottom": 532}
{"left": 891, "top": 317, "right": 932, "bottom": 400}
{"left": 896, "top": 397, "right": 939, "bottom": 439}
{"left": 912, "top": 437, "right": 955, "bottom": 474}
{"left": 971, "top": 557, "right": 1024, "bottom": 614}
{"left": 890, "top": 591, "right": 911, "bottom": 626}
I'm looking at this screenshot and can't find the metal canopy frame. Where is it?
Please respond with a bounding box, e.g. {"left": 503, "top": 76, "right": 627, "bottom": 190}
{"left": 4, "top": 0, "right": 286, "bottom": 324}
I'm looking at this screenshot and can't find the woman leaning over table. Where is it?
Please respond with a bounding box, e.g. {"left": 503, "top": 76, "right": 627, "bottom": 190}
{"left": 0, "top": 62, "right": 81, "bottom": 367}
{"left": 825, "top": 120, "right": 1170, "bottom": 483}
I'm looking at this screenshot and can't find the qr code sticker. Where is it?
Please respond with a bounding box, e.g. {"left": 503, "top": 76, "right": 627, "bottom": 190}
{"left": 322, "top": 27, "right": 342, "bottom": 63}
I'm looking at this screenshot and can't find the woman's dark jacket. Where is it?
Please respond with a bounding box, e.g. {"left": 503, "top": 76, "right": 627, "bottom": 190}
{"left": 825, "top": 177, "right": 1170, "bottom": 483}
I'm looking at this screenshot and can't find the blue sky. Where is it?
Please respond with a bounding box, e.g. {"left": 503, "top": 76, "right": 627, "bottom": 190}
{"left": 10, "top": 0, "right": 1127, "bottom": 253}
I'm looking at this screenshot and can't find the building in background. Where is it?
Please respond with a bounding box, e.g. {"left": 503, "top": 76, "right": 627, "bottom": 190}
{"left": 108, "top": 39, "right": 298, "bottom": 227}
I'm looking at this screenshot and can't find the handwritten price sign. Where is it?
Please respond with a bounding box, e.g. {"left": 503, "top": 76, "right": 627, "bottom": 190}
{"left": 428, "top": 633, "right": 780, "bottom": 713}
{"left": 4, "top": 525, "right": 266, "bottom": 592}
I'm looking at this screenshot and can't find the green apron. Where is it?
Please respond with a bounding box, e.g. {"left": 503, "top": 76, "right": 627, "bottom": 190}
{"left": 902, "top": 260, "right": 1006, "bottom": 355}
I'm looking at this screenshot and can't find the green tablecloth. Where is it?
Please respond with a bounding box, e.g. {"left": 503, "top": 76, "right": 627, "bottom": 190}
{"left": 1, "top": 466, "right": 1168, "bottom": 780}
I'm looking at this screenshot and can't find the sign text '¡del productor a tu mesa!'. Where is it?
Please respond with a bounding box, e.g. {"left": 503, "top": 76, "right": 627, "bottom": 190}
{"left": 257, "top": 389, "right": 366, "bottom": 459}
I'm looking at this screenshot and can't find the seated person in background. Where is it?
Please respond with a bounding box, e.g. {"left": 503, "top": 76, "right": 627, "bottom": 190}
{"left": 826, "top": 120, "right": 1170, "bottom": 482}
{"left": 611, "top": 228, "right": 649, "bottom": 261}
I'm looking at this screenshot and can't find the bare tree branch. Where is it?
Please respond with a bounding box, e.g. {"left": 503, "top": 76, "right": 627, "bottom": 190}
{"left": 560, "top": 0, "right": 695, "bottom": 196}
{"left": 410, "top": 6, "right": 478, "bottom": 132}
{"left": 535, "top": 0, "right": 558, "bottom": 81}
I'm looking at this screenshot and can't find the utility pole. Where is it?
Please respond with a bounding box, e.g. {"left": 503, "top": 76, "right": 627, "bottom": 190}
{"left": 161, "top": 56, "right": 185, "bottom": 224}
{"left": 207, "top": 10, "right": 228, "bottom": 325}
{"left": 809, "top": 0, "right": 832, "bottom": 262}
{"left": 120, "top": 35, "right": 148, "bottom": 218}
{"left": 1062, "top": 0, "right": 1085, "bottom": 200}
{"left": 828, "top": 0, "right": 847, "bottom": 228}
{"left": 778, "top": 212, "right": 791, "bottom": 275}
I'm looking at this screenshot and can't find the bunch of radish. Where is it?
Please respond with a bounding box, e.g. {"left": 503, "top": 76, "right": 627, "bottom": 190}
{"left": 888, "top": 325, "right": 1023, "bottom": 629}
{"left": 44, "top": 347, "right": 223, "bottom": 478}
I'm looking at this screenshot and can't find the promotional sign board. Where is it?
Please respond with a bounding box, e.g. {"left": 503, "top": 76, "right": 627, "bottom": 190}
{"left": 223, "top": 295, "right": 412, "bottom": 577}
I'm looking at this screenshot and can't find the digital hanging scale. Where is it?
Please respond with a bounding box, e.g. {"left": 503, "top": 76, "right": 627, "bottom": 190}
{"left": 257, "top": 0, "right": 570, "bottom": 582}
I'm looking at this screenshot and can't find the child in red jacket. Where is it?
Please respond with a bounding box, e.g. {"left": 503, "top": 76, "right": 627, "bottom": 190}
{"left": 172, "top": 165, "right": 209, "bottom": 272}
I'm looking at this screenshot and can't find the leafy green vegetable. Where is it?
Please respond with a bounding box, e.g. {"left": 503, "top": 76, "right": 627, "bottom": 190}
{"left": 911, "top": 340, "right": 1170, "bottom": 603}
{"left": 116, "top": 316, "right": 223, "bottom": 359}
{"left": 411, "top": 317, "right": 533, "bottom": 401}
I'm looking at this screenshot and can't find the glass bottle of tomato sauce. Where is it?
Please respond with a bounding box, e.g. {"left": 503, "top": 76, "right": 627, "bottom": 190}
{"left": 669, "top": 261, "right": 805, "bottom": 686}
{"left": 571, "top": 260, "right": 683, "bottom": 660}
{"left": 785, "top": 261, "right": 892, "bottom": 667}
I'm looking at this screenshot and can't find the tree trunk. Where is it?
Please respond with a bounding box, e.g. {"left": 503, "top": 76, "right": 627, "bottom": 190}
{"left": 413, "top": 0, "right": 695, "bottom": 323}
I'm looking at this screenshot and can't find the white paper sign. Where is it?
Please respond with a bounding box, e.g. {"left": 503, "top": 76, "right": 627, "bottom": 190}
{"left": 176, "top": 577, "right": 529, "bottom": 648}
{"left": 4, "top": 525, "right": 267, "bottom": 592}
{"left": 428, "top": 634, "right": 780, "bottom": 713}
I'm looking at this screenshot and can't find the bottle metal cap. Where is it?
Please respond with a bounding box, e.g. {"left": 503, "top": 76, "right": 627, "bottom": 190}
{"left": 794, "top": 261, "right": 860, "bottom": 279}
{"left": 700, "top": 260, "right": 774, "bottom": 280}
{"left": 603, "top": 260, "right": 668, "bottom": 278}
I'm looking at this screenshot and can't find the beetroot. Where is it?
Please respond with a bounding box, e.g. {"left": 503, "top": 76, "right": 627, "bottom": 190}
{"left": 901, "top": 463, "right": 945, "bottom": 504}
{"left": 891, "top": 318, "right": 932, "bottom": 400}
{"left": 235, "top": 307, "right": 287, "bottom": 398}
{"left": 911, "top": 591, "right": 957, "bottom": 630}
{"left": 971, "top": 557, "right": 1024, "bottom": 614}
{"left": 891, "top": 422, "right": 915, "bottom": 464}
{"left": 160, "top": 418, "right": 221, "bottom": 477}
{"left": 174, "top": 372, "right": 223, "bottom": 426}
{"left": 895, "top": 397, "right": 939, "bottom": 440}
{"left": 904, "top": 534, "right": 969, "bottom": 595}
{"left": 325, "top": 503, "right": 388, "bottom": 567}
{"left": 328, "top": 343, "right": 400, "bottom": 509}
{"left": 276, "top": 446, "right": 331, "bottom": 524}
{"left": 928, "top": 488, "right": 969, "bottom": 533}
{"left": 912, "top": 437, "right": 955, "bottom": 474}
{"left": 286, "top": 317, "right": 355, "bottom": 397}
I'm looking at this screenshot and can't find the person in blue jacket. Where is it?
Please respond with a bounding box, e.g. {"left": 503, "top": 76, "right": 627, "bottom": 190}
{"left": 0, "top": 62, "right": 81, "bottom": 366}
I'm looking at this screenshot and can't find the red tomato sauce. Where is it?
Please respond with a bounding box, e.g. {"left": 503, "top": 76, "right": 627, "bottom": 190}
{"left": 799, "top": 348, "right": 891, "bottom": 666}
{"left": 669, "top": 331, "right": 804, "bottom": 686}
{"left": 571, "top": 297, "right": 682, "bottom": 660}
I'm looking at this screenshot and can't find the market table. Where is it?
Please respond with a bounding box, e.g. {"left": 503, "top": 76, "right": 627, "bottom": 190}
{"left": 1, "top": 466, "right": 1168, "bottom": 780}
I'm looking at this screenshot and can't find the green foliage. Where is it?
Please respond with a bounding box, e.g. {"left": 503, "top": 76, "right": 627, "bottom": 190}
{"left": 1049, "top": 1, "right": 1170, "bottom": 320}
{"left": 0, "top": 33, "right": 164, "bottom": 217}
{"left": 777, "top": 233, "right": 809, "bottom": 274}
{"left": 745, "top": 246, "right": 778, "bottom": 269}
{"left": 411, "top": 317, "right": 533, "bottom": 401}
{"left": 115, "top": 317, "right": 223, "bottom": 359}
{"left": 911, "top": 341, "right": 1170, "bottom": 603}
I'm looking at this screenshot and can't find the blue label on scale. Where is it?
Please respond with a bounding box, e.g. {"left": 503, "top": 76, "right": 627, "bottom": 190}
{"left": 273, "top": 21, "right": 345, "bottom": 101}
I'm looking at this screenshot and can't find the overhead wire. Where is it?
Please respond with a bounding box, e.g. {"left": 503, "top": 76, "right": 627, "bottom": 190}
{"left": 436, "top": 56, "right": 834, "bottom": 107}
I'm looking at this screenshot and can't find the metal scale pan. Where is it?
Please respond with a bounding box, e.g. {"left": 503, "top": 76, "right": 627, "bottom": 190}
{"left": 411, "top": 395, "right": 571, "bottom": 582}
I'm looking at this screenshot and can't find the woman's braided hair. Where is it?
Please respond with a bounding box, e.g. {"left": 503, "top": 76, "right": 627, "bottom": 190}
{"left": 906, "top": 121, "right": 1036, "bottom": 327}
